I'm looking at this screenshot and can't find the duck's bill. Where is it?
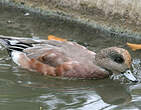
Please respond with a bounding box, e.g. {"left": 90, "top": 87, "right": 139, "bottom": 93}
{"left": 123, "top": 70, "right": 138, "bottom": 82}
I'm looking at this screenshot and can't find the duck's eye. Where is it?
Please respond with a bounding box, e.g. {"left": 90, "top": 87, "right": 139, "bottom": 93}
{"left": 110, "top": 51, "right": 124, "bottom": 64}
{"left": 114, "top": 57, "right": 124, "bottom": 64}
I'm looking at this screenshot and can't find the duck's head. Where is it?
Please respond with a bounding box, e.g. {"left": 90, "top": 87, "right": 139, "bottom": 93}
{"left": 95, "top": 47, "right": 137, "bottom": 82}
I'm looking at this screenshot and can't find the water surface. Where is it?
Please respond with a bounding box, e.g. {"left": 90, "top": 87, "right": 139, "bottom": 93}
{"left": 0, "top": 4, "right": 141, "bottom": 110}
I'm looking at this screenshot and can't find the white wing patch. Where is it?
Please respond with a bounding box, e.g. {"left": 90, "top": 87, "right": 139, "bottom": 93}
{"left": 11, "top": 51, "right": 23, "bottom": 66}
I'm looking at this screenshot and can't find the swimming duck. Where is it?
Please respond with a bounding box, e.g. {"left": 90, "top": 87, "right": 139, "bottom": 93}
{"left": 0, "top": 35, "right": 137, "bottom": 82}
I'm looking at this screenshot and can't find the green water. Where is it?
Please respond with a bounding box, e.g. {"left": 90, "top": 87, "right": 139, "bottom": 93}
{"left": 0, "top": 3, "right": 141, "bottom": 110}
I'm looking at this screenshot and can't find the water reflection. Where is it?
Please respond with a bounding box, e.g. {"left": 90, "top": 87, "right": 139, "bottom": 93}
{"left": 18, "top": 77, "right": 132, "bottom": 109}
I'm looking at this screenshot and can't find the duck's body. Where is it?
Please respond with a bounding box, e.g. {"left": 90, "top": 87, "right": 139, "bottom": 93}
{"left": 0, "top": 35, "right": 137, "bottom": 81}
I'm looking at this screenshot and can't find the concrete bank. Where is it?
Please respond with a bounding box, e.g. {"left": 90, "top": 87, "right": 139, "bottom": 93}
{"left": 1, "top": 0, "right": 141, "bottom": 38}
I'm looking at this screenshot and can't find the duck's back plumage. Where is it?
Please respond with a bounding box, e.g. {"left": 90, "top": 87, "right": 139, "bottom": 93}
{"left": 24, "top": 40, "right": 96, "bottom": 66}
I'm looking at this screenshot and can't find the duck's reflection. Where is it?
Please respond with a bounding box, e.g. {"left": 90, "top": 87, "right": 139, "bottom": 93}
{"left": 20, "top": 76, "right": 132, "bottom": 106}
{"left": 93, "top": 79, "right": 131, "bottom": 105}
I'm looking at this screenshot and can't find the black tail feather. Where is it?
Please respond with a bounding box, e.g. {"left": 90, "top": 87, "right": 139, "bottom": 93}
{"left": 0, "top": 39, "right": 33, "bottom": 55}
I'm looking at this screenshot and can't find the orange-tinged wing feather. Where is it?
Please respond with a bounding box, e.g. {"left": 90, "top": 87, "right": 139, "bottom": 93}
{"left": 48, "top": 35, "right": 67, "bottom": 41}
{"left": 127, "top": 42, "right": 141, "bottom": 51}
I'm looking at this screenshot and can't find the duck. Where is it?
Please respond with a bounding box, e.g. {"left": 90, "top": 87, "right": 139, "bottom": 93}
{"left": 0, "top": 35, "right": 137, "bottom": 82}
